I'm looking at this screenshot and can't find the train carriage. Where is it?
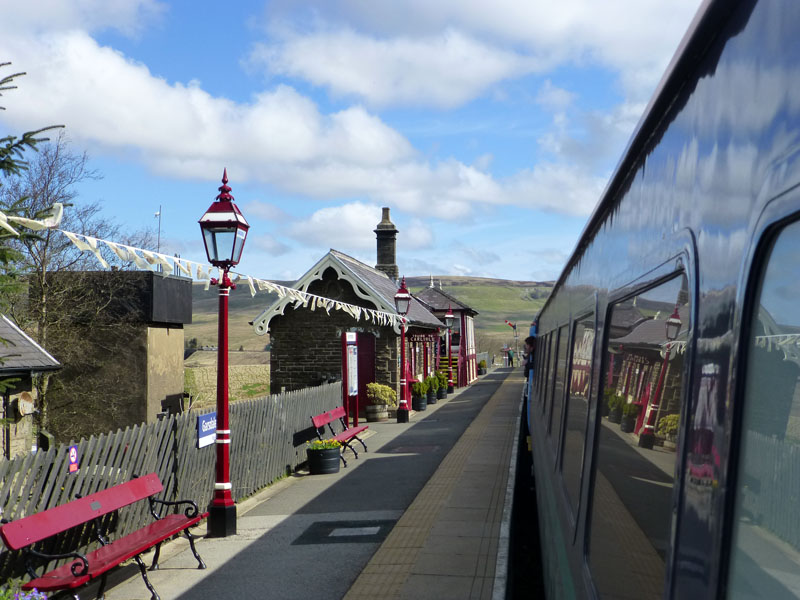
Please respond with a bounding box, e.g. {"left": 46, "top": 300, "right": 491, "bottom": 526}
{"left": 526, "top": 1, "right": 800, "bottom": 598}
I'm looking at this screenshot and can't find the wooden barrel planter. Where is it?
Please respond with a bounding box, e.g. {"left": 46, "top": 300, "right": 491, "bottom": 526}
{"left": 426, "top": 390, "right": 437, "bottom": 405}
{"left": 608, "top": 407, "right": 622, "bottom": 423}
{"left": 437, "top": 387, "right": 446, "bottom": 400}
{"left": 412, "top": 394, "right": 427, "bottom": 411}
{"left": 365, "top": 404, "right": 389, "bottom": 422}
{"left": 307, "top": 448, "right": 341, "bottom": 474}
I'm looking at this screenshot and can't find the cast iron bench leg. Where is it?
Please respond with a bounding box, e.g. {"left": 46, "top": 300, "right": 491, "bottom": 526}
{"left": 185, "top": 528, "right": 207, "bottom": 569}
{"left": 134, "top": 554, "right": 160, "bottom": 600}
{"left": 149, "top": 542, "right": 162, "bottom": 570}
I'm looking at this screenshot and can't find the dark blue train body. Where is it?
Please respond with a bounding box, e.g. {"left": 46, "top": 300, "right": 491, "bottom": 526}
{"left": 526, "top": 1, "right": 800, "bottom": 598}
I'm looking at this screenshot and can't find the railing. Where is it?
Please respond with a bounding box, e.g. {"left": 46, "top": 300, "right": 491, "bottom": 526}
{"left": 0, "top": 382, "right": 341, "bottom": 579}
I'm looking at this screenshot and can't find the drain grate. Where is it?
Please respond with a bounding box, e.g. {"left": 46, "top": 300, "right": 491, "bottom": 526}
{"left": 292, "top": 519, "right": 395, "bottom": 545}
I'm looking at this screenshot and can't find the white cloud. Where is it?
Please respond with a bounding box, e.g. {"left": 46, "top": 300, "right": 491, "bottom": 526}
{"left": 536, "top": 80, "right": 575, "bottom": 112}
{"left": 265, "top": 0, "right": 701, "bottom": 101}
{"left": 249, "top": 27, "right": 542, "bottom": 108}
{"left": 287, "top": 203, "right": 382, "bottom": 250}
{"left": 0, "top": 0, "right": 164, "bottom": 37}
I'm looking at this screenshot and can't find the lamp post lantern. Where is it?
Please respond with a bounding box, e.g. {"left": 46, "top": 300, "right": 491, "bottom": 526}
{"left": 198, "top": 169, "right": 250, "bottom": 537}
{"left": 639, "top": 304, "right": 682, "bottom": 449}
{"left": 394, "top": 277, "right": 411, "bottom": 423}
{"left": 444, "top": 305, "right": 455, "bottom": 393}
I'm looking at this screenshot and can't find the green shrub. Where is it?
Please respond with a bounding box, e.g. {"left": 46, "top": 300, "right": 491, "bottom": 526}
{"left": 411, "top": 380, "right": 428, "bottom": 397}
{"left": 657, "top": 413, "right": 680, "bottom": 437}
{"left": 426, "top": 374, "right": 439, "bottom": 392}
{"left": 436, "top": 370, "right": 448, "bottom": 388}
{"left": 478, "top": 359, "right": 487, "bottom": 369}
{"left": 606, "top": 393, "right": 624, "bottom": 411}
{"left": 366, "top": 382, "right": 397, "bottom": 407}
{"left": 622, "top": 403, "right": 640, "bottom": 417}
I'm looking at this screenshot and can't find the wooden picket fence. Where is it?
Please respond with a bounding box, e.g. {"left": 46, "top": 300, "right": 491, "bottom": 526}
{"left": 0, "top": 382, "right": 340, "bottom": 580}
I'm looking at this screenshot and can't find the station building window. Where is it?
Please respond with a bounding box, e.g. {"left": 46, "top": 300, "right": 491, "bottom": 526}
{"left": 727, "top": 220, "right": 800, "bottom": 598}
{"left": 588, "top": 275, "right": 689, "bottom": 599}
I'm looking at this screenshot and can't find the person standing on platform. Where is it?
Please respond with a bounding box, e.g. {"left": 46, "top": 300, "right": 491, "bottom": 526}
{"left": 507, "top": 348, "right": 515, "bottom": 367}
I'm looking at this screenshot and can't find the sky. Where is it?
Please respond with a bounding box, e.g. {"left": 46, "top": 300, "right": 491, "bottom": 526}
{"left": 0, "top": 0, "right": 702, "bottom": 283}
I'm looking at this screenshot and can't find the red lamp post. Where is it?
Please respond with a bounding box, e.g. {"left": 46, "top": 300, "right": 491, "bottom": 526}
{"left": 198, "top": 169, "right": 250, "bottom": 537}
{"left": 395, "top": 277, "right": 411, "bottom": 423}
{"left": 444, "top": 305, "right": 455, "bottom": 393}
{"left": 639, "top": 304, "right": 682, "bottom": 449}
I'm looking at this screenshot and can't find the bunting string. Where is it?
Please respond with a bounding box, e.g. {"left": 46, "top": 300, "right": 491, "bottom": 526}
{"left": 56, "top": 227, "right": 402, "bottom": 329}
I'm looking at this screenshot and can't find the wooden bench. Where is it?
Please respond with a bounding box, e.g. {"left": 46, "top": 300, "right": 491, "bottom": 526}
{"left": 0, "top": 473, "right": 207, "bottom": 600}
{"left": 311, "top": 406, "right": 368, "bottom": 467}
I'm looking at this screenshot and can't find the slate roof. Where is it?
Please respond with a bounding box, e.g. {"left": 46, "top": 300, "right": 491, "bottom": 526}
{"left": 414, "top": 285, "right": 478, "bottom": 316}
{"left": 329, "top": 251, "right": 442, "bottom": 328}
{"left": 610, "top": 305, "right": 689, "bottom": 348}
{"left": 252, "top": 249, "right": 443, "bottom": 333}
{"left": 0, "top": 315, "right": 61, "bottom": 374}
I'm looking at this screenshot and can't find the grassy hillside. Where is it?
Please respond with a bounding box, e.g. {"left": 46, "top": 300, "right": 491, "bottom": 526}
{"left": 185, "top": 276, "right": 553, "bottom": 360}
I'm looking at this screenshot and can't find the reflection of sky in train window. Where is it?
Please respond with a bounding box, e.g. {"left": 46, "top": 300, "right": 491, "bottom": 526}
{"left": 728, "top": 220, "right": 800, "bottom": 599}
{"left": 589, "top": 275, "right": 687, "bottom": 599}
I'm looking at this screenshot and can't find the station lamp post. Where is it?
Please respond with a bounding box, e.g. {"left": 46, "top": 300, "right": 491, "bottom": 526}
{"left": 445, "top": 305, "right": 455, "bottom": 393}
{"left": 394, "top": 277, "right": 411, "bottom": 423}
{"left": 198, "top": 169, "right": 250, "bottom": 537}
{"left": 639, "top": 304, "right": 682, "bottom": 449}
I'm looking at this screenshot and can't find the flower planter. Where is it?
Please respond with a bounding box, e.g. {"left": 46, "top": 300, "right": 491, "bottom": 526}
{"left": 437, "top": 387, "right": 446, "bottom": 400}
{"left": 307, "top": 448, "right": 341, "bottom": 474}
{"left": 411, "top": 394, "right": 427, "bottom": 411}
{"left": 365, "top": 404, "right": 389, "bottom": 422}
{"left": 608, "top": 407, "right": 622, "bottom": 423}
{"left": 426, "top": 390, "right": 437, "bottom": 405}
{"left": 620, "top": 415, "right": 635, "bottom": 433}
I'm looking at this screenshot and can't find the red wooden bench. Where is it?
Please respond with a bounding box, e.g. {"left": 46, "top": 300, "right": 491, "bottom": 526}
{"left": 311, "top": 406, "right": 368, "bottom": 467}
{"left": 0, "top": 473, "right": 207, "bottom": 600}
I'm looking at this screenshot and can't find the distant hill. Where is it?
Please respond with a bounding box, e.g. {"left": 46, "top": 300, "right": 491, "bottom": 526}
{"left": 184, "top": 276, "right": 553, "bottom": 358}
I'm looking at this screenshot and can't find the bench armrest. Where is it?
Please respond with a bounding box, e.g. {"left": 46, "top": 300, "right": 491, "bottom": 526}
{"left": 25, "top": 547, "right": 89, "bottom": 578}
{"left": 147, "top": 497, "right": 201, "bottom": 521}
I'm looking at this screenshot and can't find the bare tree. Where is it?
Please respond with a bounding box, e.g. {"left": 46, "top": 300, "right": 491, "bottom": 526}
{"left": 0, "top": 131, "right": 154, "bottom": 437}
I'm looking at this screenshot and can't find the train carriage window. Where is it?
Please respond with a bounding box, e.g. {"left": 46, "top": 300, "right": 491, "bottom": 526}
{"left": 727, "top": 221, "right": 800, "bottom": 599}
{"left": 543, "top": 332, "right": 558, "bottom": 416}
{"left": 534, "top": 331, "right": 548, "bottom": 408}
{"left": 562, "top": 314, "right": 595, "bottom": 513}
{"left": 549, "top": 325, "right": 569, "bottom": 442}
{"left": 588, "top": 275, "right": 689, "bottom": 599}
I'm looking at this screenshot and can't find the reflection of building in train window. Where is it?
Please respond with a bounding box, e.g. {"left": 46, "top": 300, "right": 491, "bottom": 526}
{"left": 588, "top": 274, "right": 688, "bottom": 599}
{"left": 562, "top": 314, "right": 594, "bottom": 515}
{"left": 728, "top": 219, "right": 800, "bottom": 599}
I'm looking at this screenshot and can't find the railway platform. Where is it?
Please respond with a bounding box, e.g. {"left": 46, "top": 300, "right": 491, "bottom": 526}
{"left": 99, "top": 367, "right": 528, "bottom": 600}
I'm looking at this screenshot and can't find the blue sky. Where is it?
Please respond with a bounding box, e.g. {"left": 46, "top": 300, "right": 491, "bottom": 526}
{"left": 0, "top": 0, "right": 701, "bottom": 282}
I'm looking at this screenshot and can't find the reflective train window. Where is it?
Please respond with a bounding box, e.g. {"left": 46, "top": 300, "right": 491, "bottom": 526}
{"left": 728, "top": 220, "right": 800, "bottom": 599}
{"left": 588, "top": 275, "right": 689, "bottom": 598}
{"left": 562, "top": 314, "right": 594, "bottom": 513}
{"left": 543, "top": 332, "right": 558, "bottom": 416}
{"left": 549, "top": 325, "right": 569, "bottom": 442}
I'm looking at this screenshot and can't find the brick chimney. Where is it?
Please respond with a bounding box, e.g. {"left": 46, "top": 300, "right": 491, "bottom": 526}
{"left": 374, "top": 207, "right": 399, "bottom": 281}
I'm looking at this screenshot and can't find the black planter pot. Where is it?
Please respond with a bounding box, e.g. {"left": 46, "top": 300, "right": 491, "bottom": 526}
{"left": 427, "top": 390, "right": 437, "bottom": 405}
{"left": 307, "top": 448, "right": 341, "bottom": 474}
{"left": 620, "top": 415, "right": 635, "bottom": 433}
{"left": 608, "top": 407, "right": 622, "bottom": 423}
{"left": 600, "top": 402, "right": 610, "bottom": 417}
{"left": 412, "top": 394, "right": 427, "bottom": 411}
{"left": 437, "top": 387, "right": 446, "bottom": 400}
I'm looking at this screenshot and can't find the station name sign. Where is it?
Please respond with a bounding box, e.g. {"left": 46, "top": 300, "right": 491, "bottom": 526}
{"left": 197, "top": 412, "right": 217, "bottom": 449}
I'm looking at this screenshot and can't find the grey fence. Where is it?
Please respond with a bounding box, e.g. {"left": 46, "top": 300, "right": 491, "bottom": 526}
{"left": 739, "top": 430, "right": 800, "bottom": 551}
{"left": 0, "top": 382, "right": 341, "bottom": 579}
